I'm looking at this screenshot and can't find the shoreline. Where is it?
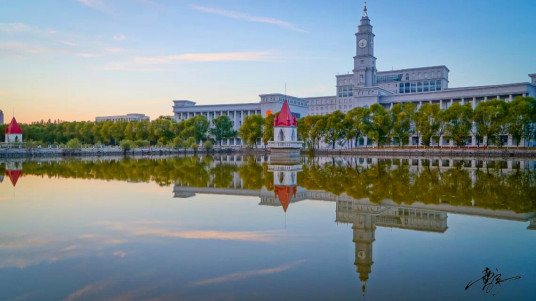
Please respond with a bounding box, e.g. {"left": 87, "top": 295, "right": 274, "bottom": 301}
{"left": 1, "top": 147, "right": 536, "bottom": 159}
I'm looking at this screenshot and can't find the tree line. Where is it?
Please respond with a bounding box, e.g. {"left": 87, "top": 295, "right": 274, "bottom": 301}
{"left": 298, "top": 96, "right": 536, "bottom": 149}
{"left": 2, "top": 96, "right": 535, "bottom": 149}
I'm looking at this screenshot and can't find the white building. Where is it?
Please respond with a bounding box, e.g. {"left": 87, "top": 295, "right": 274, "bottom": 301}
{"left": 5, "top": 117, "right": 23, "bottom": 144}
{"left": 173, "top": 2, "right": 536, "bottom": 147}
{"left": 95, "top": 113, "right": 150, "bottom": 122}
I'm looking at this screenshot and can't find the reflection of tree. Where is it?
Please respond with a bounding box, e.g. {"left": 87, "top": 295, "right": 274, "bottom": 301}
{"left": 14, "top": 156, "right": 536, "bottom": 213}
{"left": 238, "top": 157, "right": 264, "bottom": 190}
{"left": 210, "top": 164, "right": 237, "bottom": 188}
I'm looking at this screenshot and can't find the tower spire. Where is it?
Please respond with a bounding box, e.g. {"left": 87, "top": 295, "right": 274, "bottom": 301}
{"left": 363, "top": 1, "right": 368, "bottom": 18}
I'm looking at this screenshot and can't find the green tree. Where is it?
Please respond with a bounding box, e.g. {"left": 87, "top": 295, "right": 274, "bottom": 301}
{"left": 262, "top": 114, "right": 276, "bottom": 147}
{"left": 444, "top": 103, "right": 473, "bottom": 147}
{"left": 414, "top": 103, "right": 441, "bottom": 148}
{"left": 210, "top": 115, "right": 237, "bottom": 146}
{"left": 203, "top": 140, "right": 213, "bottom": 151}
{"left": 365, "top": 104, "right": 392, "bottom": 147}
{"left": 344, "top": 107, "right": 367, "bottom": 147}
{"left": 390, "top": 103, "right": 415, "bottom": 147}
{"left": 238, "top": 114, "right": 264, "bottom": 148}
{"left": 506, "top": 96, "right": 534, "bottom": 148}
{"left": 119, "top": 139, "right": 132, "bottom": 152}
{"left": 473, "top": 99, "right": 507, "bottom": 147}
{"left": 323, "top": 111, "right": 347, "bottom": 149}
{"left": 66, "top": 138, "right": 82, "bottom": 149}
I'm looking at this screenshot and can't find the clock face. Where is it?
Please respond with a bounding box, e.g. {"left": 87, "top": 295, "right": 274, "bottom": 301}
{"left": 358, "top": 251, "right": 366, "bottom": 259}
{"left": 358, "top": 39, "right": 367, "bottom": 48}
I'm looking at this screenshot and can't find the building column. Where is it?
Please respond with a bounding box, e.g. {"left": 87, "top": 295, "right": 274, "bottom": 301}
{"left": 472, "top": 97, "right": 476, "bottom": 110}
{"left": 461, "top": 98, "right": 465, "bottom": 105}
{"left": 509, "top": 94, "right": 513, "bottom": 102}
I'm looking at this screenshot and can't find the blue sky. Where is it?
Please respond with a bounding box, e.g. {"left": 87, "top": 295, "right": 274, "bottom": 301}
{"left": 1, "top": 0, "right": 535, "bottom": 122}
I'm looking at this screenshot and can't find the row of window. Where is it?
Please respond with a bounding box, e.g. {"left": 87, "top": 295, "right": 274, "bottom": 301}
{"left": 377, "top": 74, "right": 403, "bottom": 83}
{"left": 398, "top": 80, "right": 442, "bottom": 94}
{"left": 337, "top": 86, "right": 353, "bottom": 97}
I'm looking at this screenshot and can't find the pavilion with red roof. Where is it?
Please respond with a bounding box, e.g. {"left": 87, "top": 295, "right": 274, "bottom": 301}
{"left": 267, "top": 100, "right": 303, "bottom": 153}
{"left": 5, "top": 117, "right": 23, "bottom": 144}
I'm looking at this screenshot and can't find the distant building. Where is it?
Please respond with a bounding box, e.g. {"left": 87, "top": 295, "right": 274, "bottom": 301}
{"left": 95, "top": 113, "right": 150, "bottom": 122}
{"left": 0, "top": 109, "right": 3, "bottom": 125}
{"left": 5, "top": 117, "right": 23, "bottom": 143}
{"left": 172, "top": 2, "right": 536, "bottom": 148}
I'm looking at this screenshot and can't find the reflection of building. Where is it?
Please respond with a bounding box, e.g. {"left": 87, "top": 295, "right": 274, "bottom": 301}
{"left": 95, "top": 113, "right": 150, "bottom": 122}
{"left": 5, "top": 117, "right": 23, "bottom": 144}
{"left": 335, "top": 198, "right": 448, "bottom": 294}
{"left": 171, "top": 155, "right": 535, "bottom": 295}
{"left": 5, "top": 161, "right": 23, "bottom": 187}
{"left": 268, "top": 163, "right": 303, "bottom": 213}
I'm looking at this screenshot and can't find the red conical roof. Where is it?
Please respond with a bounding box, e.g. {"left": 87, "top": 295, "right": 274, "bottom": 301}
{"left": 273, "top": 186, "right": 297, "bottom": 212}
{"left": 274, "top": 100, "right": 297, "bottom": 127}
{"left": 6, "top": 170, "right": 22, "bottom": 187}
{"left": 6, "top": 117, "right": 22, "bottom": 134}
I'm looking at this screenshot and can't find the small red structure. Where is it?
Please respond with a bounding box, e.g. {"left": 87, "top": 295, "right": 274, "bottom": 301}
{"left": 274, "top": 100, "right": 297, "bottom": 127}
{"left": 5, "top": 117, "right": 22, "bottom": 134}
{"left": 6, "top": 170, "right": 22, "bottom": 187}
{"left": 5, "top": 117, "right": 23, "bottom": 143}
{"left": 273, "top": 185, "right": 297, "bottom": 212}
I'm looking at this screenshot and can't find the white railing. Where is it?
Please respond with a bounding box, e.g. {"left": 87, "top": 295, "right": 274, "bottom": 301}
{"left": 267, "top": 141, "right": 303, "bottom": 149}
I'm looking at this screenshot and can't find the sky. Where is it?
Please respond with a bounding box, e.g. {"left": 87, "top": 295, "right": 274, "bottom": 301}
{"left": 1, "top": 0, "right": 535, "bottom": 123}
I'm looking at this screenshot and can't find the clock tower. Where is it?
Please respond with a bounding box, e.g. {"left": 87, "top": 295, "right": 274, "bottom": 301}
{"left": 354, "top": 1, "right": 377, "bottom": 88}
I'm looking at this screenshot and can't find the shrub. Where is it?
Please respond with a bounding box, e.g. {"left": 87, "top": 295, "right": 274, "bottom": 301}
{"left": 119, "top": 140, "right": 132, "bottom": 152}
{"left": 66, "top": 138, "right": 82, "bottom": 149}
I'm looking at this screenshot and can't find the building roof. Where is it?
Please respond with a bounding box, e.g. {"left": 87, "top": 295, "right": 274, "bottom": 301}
{"left": 274, "top": 100, "right": 297, "bottom": 127}
{"left": 5, "top": 117, "right": 22, "bottom": 134}
{"left": 6, "top": 170, "right": 22, "bottom": 187}
{"left": 273, "top": 186, "right": 297, "bottom": 212}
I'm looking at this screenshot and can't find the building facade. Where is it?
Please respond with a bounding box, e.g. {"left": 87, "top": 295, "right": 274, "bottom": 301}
{"left": 173, "top": 2, "right": 536, "bottom": 147}
{"left": 0, "top": 110, "right": 3, "bottom": 125}
{"left": 95, "top": 113, "right": 150, "bottom": 122}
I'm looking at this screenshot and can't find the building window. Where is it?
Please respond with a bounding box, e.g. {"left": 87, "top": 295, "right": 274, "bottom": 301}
{"left": 423, "top": 81, "right": 429, "bottom": 92}
{"left": 417, "top": 82, "right": 422, "bottom": 93}
{"left": 411, "top": 82, "right": 417, "bottom": 93}
{"left": 436, "top": 80, "right": 442, "bottom": 91}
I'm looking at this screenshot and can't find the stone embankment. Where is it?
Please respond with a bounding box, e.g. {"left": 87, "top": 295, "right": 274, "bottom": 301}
{"left": 308, "top": 148, "right": 536, "bottom": 158}
{"left": 1, "top": 146, "right": 535, "bottom": 159}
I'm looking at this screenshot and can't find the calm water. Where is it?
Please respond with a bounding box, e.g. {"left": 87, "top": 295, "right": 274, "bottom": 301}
{"left": 0, "top": 156, "right": 535, "bottom": 300}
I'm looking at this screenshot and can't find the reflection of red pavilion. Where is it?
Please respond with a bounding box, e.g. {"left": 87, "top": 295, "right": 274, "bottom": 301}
{"left": 5, "top": 161, "right": 23, "bottom": 187}
{"left": 268, "top": 163, "right": 302, "bottom": 213}
{"left": 273, "top": 186, "right": 297, "bottom": 212}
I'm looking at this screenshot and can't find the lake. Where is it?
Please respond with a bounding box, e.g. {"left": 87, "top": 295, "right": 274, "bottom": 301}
{"left": 1, "top": 155, "right": 535, "bottom": 300}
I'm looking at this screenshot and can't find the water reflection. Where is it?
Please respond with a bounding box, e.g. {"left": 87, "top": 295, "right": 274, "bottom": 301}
{"left": 1, "top": 156, "right": 535, "bottom": 299}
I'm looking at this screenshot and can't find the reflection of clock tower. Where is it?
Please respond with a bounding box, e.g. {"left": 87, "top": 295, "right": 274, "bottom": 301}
{"left": 354, "top": 1, "right": 377, "bottom": 88}
{"left": 353, "top": 213, "right": 376, "bottom": 295}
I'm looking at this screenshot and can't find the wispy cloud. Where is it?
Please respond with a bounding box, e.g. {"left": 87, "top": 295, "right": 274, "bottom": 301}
{"left": 0, "top": 22, "right": 56, "bottom": 36}
{"left": 190, "top": 260, "right": 307, "bottom": 286}
{"left": 191, "top": 5, "right": 308, "bottom": 33}
{"left": 104, "top": 47, "right": 127, "bottom": 53}
{"left": 0, "top": 42, "right": 50, "bottom": 54}
{"left": 133, "top": 51, "right": 278, "bottom": 64}
{"left": 77, "top": 53, "right": 102, "bottom": 58}
{"left": 97, "top": 220, "right": 283, "bottom": 242}
{"left": 113, "top": 34, "right": 127, "bottom": 41}
{"left": 0, "top": 23, "right": 38, "bottom": 33}
{"left": 59, "top": 40, "right": 77, "bottom": 46}
{"left": 76, "top": 0, "right": 112, "bottom": 13}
